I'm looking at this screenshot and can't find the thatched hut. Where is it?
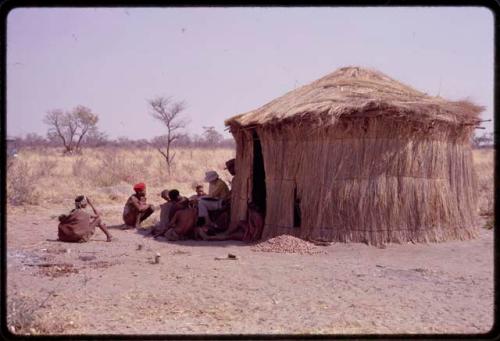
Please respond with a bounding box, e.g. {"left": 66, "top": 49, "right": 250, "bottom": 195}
{"left": 225, "top": 66, "right": 484, "bottom": 245}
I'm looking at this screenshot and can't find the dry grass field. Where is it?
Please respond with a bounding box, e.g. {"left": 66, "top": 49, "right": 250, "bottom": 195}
{"left": 473, "top": 148, "right": 495, "bottom": 227}
{"left": 5, "top": 147, "right": 495, "bottom": 336}
{"left": 6, "top": 147, "right": 235, "bottom": 208}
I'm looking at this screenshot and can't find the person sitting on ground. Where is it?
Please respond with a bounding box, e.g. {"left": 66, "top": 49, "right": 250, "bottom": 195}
{"left": 153, "top": 189, "right": 197, "bottom": 240}
{"left": 122, "top": 182, "right": 155, "bottom": 229}
{"left": 167, "top": 189, "right": 189, "bottom": 220}
{"left": 197, "top": 171, "right": 230, "bottom": 228}
{"left": 197, "top": 202, "right": 264, "bottom": 242}
{"left": 152, "top": 189, "right": 188, "bottom": 238}
{"left": 162, "top": 204, "right": 198, "bottom": 241}
{"left": 189, "top": 185, "right": 206, "bottom": 201}
{"left": 150, "top": 189, "right": 171, "bottom": 236}
{"left": 58, "top": 195, "right": 113, "bottom": 243}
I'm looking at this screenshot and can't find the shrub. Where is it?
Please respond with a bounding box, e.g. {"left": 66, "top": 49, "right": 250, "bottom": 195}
{"left": 8, "top": 295, "right": 75, "bottom": 335}
{"left": 72, "top": 157, "right": 89, "bottom": 178}
{"left": 34, "top": 159, "right": 58, "bottom": 178}
{"left": 7, "top": 161, "right": 40, "bottom": 206}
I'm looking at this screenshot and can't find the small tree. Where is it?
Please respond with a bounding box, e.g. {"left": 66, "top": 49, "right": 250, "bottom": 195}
{"left": 43, "top": 105, "right": 99, "bottom": 154}
{"left": 202, "top": 126, "right": 223, "bottom": 147}
{"left": 83, "top": 127, "right": 109, "bottom": 148}
{"left": 22, "top": 133, "right": 47, "bottom": 148}
{"left": 148, "top": 96, "right": 188, "bottom": 174}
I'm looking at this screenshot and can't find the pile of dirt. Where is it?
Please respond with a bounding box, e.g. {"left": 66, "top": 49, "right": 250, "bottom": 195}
{"left": 251, "top": 235, "right": 326, "bottom": 255}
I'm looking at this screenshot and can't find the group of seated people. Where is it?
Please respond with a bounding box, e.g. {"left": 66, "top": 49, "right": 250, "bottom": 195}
{"left": 57, "top": 159, "right": 264, "bottom": 244}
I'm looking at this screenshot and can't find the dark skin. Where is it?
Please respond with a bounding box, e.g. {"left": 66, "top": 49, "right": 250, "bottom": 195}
{"left": 129, "top": 189, "right": 155, "bottom": 227}
{"left": 84, "top": 197, "right": 113, "bottom": 242}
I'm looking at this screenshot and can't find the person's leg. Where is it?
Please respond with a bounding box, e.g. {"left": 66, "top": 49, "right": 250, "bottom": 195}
{"left": 91, "top": 217, "right": 113, "bottom": 241}
{"left": 198, "top": 200, "right": 221, "bottom": 227}
{"left": 222, "top": 221, "right": 242, "bottom": 237}
{"left": 197, "top": 200, "right": 209, "bottom": 219}
{"left": 164, "top": 228, "right": 180, "bottom": 241}
{"left": 123, "top": 213, "right": 137, "bottom": 229}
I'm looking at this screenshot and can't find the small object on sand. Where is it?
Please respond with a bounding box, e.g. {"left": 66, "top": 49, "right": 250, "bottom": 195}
{"left": 215, "top": 254, "right": 238, "bottom": 261}
{"left": 137, "top": 244, "right": 143, "bottom": 251}
{"left": 154, "top": 253, "right": 161, "bottom": 264}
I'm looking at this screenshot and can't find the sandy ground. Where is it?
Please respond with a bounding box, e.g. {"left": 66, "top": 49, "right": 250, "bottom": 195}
{"left": 6, "top": 203, "right": 494, "bottom": 335}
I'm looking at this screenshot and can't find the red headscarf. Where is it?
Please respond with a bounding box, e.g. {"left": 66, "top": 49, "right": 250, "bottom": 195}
{"left": 133, "top": 182, "right": 146, "bottom": 192}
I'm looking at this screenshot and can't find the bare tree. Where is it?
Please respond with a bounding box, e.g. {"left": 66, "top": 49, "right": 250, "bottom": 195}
{"left": 148, "top": 96, "right": 188, "bottom": 173}
{"left": 43, "top": 105, "right": 99, "bottom": 154}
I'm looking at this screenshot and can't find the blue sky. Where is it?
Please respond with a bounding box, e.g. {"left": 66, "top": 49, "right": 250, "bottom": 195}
{"left": 7, "top": 7, "right": 494, "bottom": 139}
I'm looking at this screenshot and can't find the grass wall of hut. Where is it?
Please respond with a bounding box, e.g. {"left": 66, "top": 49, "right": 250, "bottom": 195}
{"left": 229, "top": 117, "right": 478, "bottom": 245}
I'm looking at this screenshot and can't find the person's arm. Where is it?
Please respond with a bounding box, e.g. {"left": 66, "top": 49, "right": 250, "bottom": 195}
{"left": 87, "top": 198, "right": 112, "bottom": 242}
{"left": 130, "top": 196, "right": 148, "bottom": 212}
{"left": 167, "top": 211, "right": 180, "bottom": 230}
{"left": 86, "top": 197, "right": 100, "bottom": 217}
{"left": 209, "top": 182, "right": 224, "bottom": 199}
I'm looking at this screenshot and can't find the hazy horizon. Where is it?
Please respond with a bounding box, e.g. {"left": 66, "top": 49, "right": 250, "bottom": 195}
{"left": 6, "top": 7, "right": 494, "bottom": 140}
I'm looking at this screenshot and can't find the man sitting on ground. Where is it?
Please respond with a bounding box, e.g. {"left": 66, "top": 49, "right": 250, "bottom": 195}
{"left": 122, "top": 182, "right": 155, "bottom": 229}
{"left": 189, "top": 185, "right": 206, "bottom": 201}
{"left": 153, "top": 189, "right": 189, "bottom": 238}
{"left": 58, "top": 196, "right": 113, "bottom": 243}
{"left": 163, "top": 204, "right": 198, "bottom": 241}
{"left": 197, "top": 171, "right": 230, "bottom": 228}
{"left": 166, "top": 189, "right": 189, "bottom": 220}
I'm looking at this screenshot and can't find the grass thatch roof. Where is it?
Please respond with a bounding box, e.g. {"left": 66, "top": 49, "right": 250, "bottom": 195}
{"left": 225, "top": 66, "right": 484, "bottom": 129}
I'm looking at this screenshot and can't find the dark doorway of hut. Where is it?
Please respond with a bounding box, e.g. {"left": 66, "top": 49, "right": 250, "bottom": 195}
{"left": 252, "top": 131, "right": 266, "bottom": 218}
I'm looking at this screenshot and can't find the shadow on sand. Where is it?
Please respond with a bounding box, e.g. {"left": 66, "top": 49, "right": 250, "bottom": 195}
{"left": 132, "top": 225, "right": 250, "bottom": 247}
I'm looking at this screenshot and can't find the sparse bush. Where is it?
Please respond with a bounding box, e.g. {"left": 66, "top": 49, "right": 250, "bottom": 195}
{"left": 34, "top": 159, "right": 58, "bottom": 178}
{"left": 474, "top": 149, "right": 494, "bottom": 221}
{"left": 7, "top": 161, "right": 40, "bottom": 206}
{"left": 8, "top": 295, "right": 75, "bottom": 335}
{"left": 72, "top": 157, "right": 89, "bottom": 178}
